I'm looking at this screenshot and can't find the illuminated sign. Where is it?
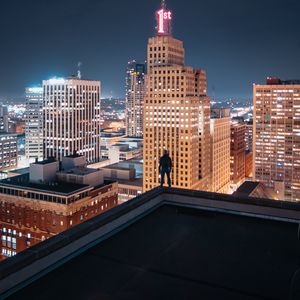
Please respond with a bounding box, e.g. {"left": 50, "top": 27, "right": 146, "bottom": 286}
{"left": 157, "top": 8, "right": 172, "bottom": 34}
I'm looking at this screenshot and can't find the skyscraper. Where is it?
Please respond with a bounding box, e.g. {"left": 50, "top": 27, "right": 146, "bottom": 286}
{"left": 143, "top": 1, "right": 211, "bottom": 191}
{"left": 254, "top": 77, "right": 300, "bottom": 201}
{"left": 43, "top": 77, "right": 101, "bottom": 163}
{"left": 210, "top": 108, "right": 231, "bottom": 193}
{"left": 125, "top": 61, "right": 146, "bottom": 137}
{"left": 25, "top": 87, "right": 44, "bottom": 161}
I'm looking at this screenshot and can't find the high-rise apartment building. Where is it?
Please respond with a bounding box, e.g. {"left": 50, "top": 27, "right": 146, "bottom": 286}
{"left": 25, "top": 87, "right": 44, "bottom": 161}
{"left": 143, "top": 1, "right": 210, "bottom": 191}
{"left": 43, "top": 77, "right": 101, "bottom": 163}
{"left": 254, "top": 77, "right": 300, "bottom": 201}
{"left": 125, "top": 61, "right": 146, "bottom": 137}
{"left": 230, "top": 118, "right": 246, "bottom": 188}
{"left": 210, "top": 109, "right": 231, "bottom": 193}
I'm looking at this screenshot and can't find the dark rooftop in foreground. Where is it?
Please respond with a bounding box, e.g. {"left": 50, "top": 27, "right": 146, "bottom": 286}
{"left": 0, "top": 173, "right": 90, "bottom": 195}
{"left": 1, "top": 188, "right": 300, "bottom": 299}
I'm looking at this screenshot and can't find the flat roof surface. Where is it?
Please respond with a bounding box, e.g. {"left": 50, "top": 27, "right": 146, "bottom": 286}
{"left": 235, "top": 181, "right": 260, "bottom": 195}
{"left": 8, "top": 204, "right": 299, "bottom": 299}
{"left": 58, "top": 167, "right": 100, "bottom": 176}
{"left": 0, "top": 173, "right": 90, "bottom": 195}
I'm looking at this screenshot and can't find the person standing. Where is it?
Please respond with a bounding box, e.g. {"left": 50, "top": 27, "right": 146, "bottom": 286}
{"left": 159, "top": 150, "right": 172, "bottom": 187}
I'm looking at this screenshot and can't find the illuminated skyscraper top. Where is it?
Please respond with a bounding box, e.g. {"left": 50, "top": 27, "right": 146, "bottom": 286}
{"left": 156, "top": 0, "right": 172, "bottom": 36}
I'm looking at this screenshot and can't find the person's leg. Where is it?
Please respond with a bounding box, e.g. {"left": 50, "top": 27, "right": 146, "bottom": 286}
{"left": 167, "top": 171, "right": 171, "bottom": 187}
{"left": 160, "top": 169, "right": 165, "bottom": 187}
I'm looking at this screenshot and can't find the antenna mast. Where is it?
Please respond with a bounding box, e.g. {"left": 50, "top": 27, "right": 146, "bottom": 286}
{"left": 77, "top": 62, "right": 82, "bottom": 79}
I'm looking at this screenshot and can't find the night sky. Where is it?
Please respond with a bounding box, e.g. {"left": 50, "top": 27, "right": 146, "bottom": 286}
{"left": 0, "top": 0, "right": 299, "bottom": 100}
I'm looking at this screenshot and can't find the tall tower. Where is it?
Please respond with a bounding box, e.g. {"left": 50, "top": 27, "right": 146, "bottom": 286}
{"left": 143, "top": 1, "right": 211, "bottom": 191}
{"left": 254, "top": 77, "right": 300, "bottom": 201}
{"left": 125, "top": 61, "right": 146, "bottom": 137}
{"left": 25, "top": 87, "right": 44, "bottom": 161}
{"left": 43, "top": 77, "right": 101, "bottom": 163}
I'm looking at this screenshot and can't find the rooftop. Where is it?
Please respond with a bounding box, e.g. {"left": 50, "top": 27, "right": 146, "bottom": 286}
{"left": 58, "top": 167, "right": 100, "bottom": 176}
{"left": 265, "top": 77, "right": 300, "bottom": 85}
{"left": 0, "top": 173, "right": 90, "bottom": 195}
{"left": 1, "top": 188, "right": 300, "bottom": 299}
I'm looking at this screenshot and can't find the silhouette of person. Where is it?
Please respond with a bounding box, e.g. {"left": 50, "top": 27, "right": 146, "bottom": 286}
{"left": 159, "top": 150, "right": 172, "bottom": 187}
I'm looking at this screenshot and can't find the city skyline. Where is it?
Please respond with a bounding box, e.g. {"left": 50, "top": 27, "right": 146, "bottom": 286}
{"left": 1, "top": 0, "right": 300, "bottom": 100}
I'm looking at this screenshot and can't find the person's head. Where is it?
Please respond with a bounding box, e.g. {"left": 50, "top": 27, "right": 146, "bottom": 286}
{"left": 163, "top": 149, "right": 168, "bottom": 156}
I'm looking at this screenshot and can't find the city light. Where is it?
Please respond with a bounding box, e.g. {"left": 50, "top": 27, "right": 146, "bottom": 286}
{"left": 48, "top": 77, "right": 65, "bottom": 84}
{"left": 28, "top": 87, "right": 43, "bottom": 93}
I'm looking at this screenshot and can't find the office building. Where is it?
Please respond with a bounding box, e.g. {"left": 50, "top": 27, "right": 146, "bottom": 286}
{"left": 143, "top": 1, "right": 211, "bottom": 191}
{"left": 125, "top": 61, "right": 146, "bottom": 137}
{"left": 210, "top": 108, "right": 231, "bottom": 193}
{"left": 25, "top": 87, "right": 44, "bottom": 161}
{"left": 0, "top": 105, "right": 9, "bottom": 133}
{"left": 230, "top": 118, "right": 246, "bottom": 189}
{"left": 0, "top": 133, "right": 18, "bottom": 172}
{"left": 253, "top": 77, "right": 300, "bottom": 201}
{"left": 0, "top": 154, "right": 118, "bottom": 261}
{"left": 245, "top": 119, "right": 253, "bottom": 152}
{"left": 43, "top": 77, "right": 101, "bottom": 163}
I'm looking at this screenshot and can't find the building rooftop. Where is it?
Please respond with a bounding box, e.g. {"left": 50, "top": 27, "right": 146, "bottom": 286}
{"left": 0, "top": 173, "right": 90, "bottom": 195}
{"left": 58, "top": 167, "right": 100, "bottom": 176}
{"left": 265, "top": 77, "right": 300, "bottom": 85}
{"left": 114, "top": 176, "right": 143, "bottom": 187}
{"left": 1, "top": 188, "right": 300, "bottom": 299}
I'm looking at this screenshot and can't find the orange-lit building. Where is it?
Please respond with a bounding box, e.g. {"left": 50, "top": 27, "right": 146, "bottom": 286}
{"left": 230, "top": 118, "right": 246, "bottom": 189}
{"left": 253, "top": 78, "right": 300, "bottom": 201}
{"left": 210, "top": 109, "right": 231, "bottom": 193}
{"left": 0, "top": 155, "right": 118, "bottom": 261}
{"left": 143, "top": 1, "right": 211, "bottom": 191}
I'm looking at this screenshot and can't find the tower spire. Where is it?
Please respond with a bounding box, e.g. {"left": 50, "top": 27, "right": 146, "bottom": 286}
{"left": 161, "top": 0, "right": 166, "bottom": 9}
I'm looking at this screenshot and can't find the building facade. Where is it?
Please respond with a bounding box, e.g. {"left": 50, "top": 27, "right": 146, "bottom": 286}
{"left": 143, "top": 1, "right": 211, "bottom": 191}
{"left": 230, "top": 118, "right": 246, "bottom": 189}
{"left": 0, "top": 133, "right": 18, "bottom": 172}
{"left": 253, "top": 77, "right": 300, "bottom": 201}
{"left": 0, "top": 105, "right": 9, "bottom": 133}
{"left": 125, "top": 61, "right": 146, "bottom": 137}
{"left": 245, "top": 119, "right": 253, "bottom": 152}
{"left": 25, "top": 87, "right": 44, "bottom": 161}
{"left": 210, "top": 109, "right": 231, "bottom": 193}
{"left": 0, "top": 155, "right": 118, "bottom": 261}
{"left": 43, "top": 77, "right": 101, "bottom": 163}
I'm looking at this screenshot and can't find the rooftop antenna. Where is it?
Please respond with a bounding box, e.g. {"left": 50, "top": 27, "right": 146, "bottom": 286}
{"left": 77, "top": 62, "right": 82, "bottom": 79}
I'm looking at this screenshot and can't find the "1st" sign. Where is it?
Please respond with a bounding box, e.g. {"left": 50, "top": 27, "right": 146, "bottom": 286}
{"left": 157, "top": 9, "right": 172, "bottom": 34}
